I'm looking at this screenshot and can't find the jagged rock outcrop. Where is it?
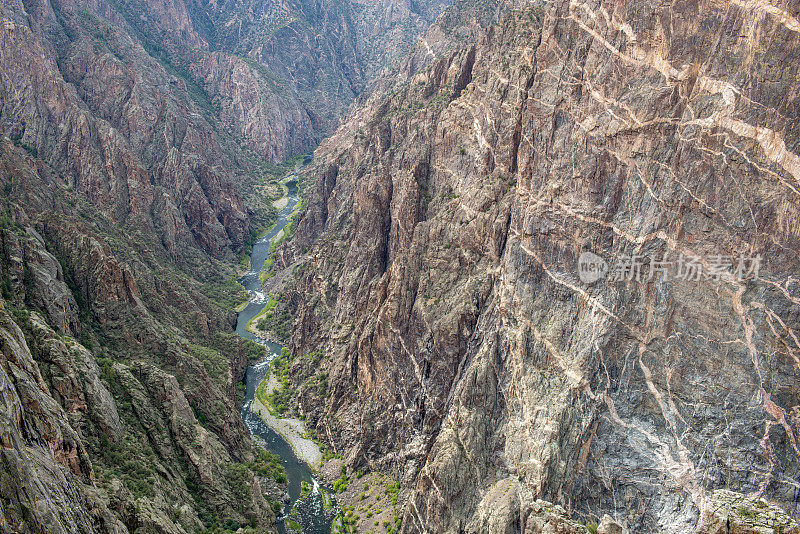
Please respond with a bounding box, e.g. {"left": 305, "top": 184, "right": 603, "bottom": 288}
{"left": 194, "top": 53, "right": 318, "bottom": 163}
{"left": 1, "top": 0, "right": 249, "bottom": 258}
{"left": 0, "top": 9, "right": 277, "bottom": 528}
{"left": 278, "top": 0, "right": 800, "bottom": 531}
{"left": 194, "top": 0, "right": 454, "bottom": 138}
{"left": 27, "top": 313, "right": 124, "bottom": 443}
{"left": 0, "top": 305, "right": 127, "bottom": 534}
{"left": 0, "top": 224, "right": 81, "bottom": 336}
{"left": 0, "top": 0, "right": 462, "bottom": 532}
{"left": 55, "top": 0, "right": 455, "bottom": 164}
{"left": 701, "top": 490, "right": 799, "bottom": 534}
{"left": 0, "top": 302, "right": 274, "bottom": 533}
{"left": 0, "top": 191, "right": 275, "bottom": 530}
{"left": 465, "top": 478, "right": 589, "bottom": 534}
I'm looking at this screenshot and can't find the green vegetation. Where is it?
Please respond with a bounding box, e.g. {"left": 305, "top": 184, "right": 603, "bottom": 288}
{"left": 333, "top": 476, "right": 348, "bottom": 493}
{"left": 736, "top": 506, "right": 756, "bottom": 518}
{"left": 300, "top": 480, "right": 311, "bottom": 499}
{"left": 247, "top": 447, "right": 287, "bottom": 483}
{"left": 210, "top": 332, "right": 264, "bottom": 364}
{"left": 224, "top": 462, "right": 253, "bottom": 505}
{"left": 259, "top": 256, "right": 275, "bottom": 283}
{"left": 0, "top": 209, "right": 26, "bottom": 237}
{"left": 247, "top": 293, "right": 291, "bottom": 341}
{"left": 95, "top": 434, "right": 157, "bottom": 499}
{"left": 270, "top": 346, "right": 293, "bottom": 381}
{"left": 249, "top": 293, "right": 292, "bottom": 341}
{"left": 240, "top": 154, "right": 314, "bottom": 250}
{"left": 268, "top": 498, "right": 282, "bottom": 514}
{"left": 322, "top": 489, "right": 335, "bottom": 511}
{"left": 320, "top": 440, "right": 341, "bottom": 462}
{"left": 191, "top": 401, "right": 209, "bottom": 427}
{"left": 333, "top": 470, "right": 349, "bottom": 494}
{"left": 235, "top": 381, "right": 246, "bottom": 406}
{"left": 89, "top": 370, "right": 161, "bottom": 500}
{"left": 200, "top": 277, "right": 249, "bottom": 311}
{"left": 237, "top": 253, "right": 251, "bottom": 272}
{"left": 255, "top": 370, "right": 272, "bottom": 407}
{"left": 266, "top": 347, "right": 295, "bottom": 415}
{"left": 256, "top": 305, "right": 292, "bottom": 340}
{"left": 284, "top": 197, "right": 306, "bottom": 239}
{"left": 309, "top": 371, "right": 329, "bottom": 397}
{"left": 189, "top": 343, "right": 229, "bottom": 382}
{"left": 253, "top": 347, "right": 298, "bottom": 416}
{"left": 268, "top": 379, "right": 294, "bottom": 416}
{"left": 385, "top": 482, "right": 399, "bottom": 506}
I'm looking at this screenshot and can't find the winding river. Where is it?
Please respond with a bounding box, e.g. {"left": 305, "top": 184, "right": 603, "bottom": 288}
{"left": 236, "top": 177, "right": 334, "bottom": 533}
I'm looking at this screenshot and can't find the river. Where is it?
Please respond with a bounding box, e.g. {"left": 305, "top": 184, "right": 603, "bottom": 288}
{"left": 236, "top": 177, "right": 335, "bottom": 533}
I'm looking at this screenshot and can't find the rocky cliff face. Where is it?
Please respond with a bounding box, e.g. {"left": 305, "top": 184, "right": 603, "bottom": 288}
{"left": 0, "top": 135, "right": 277, "bottom": 531}
{"left": 1, "top": 0, "right": 252, "bottom": 259}
{"left": 83, "top": 0, "right": 454, "bottom": 162}
{"left": 195, "top": 0, "right": 453, "bottom": 120}
{"left": 0, "top": 0, "right": 459, "bottom": 528}
{"left": 0, "top": 304, "right": 127, "bottom": 534}
{"left": 276, "top": 0, "right": 800, "bottom": 531}
{"left": 0, "top": 0, "right": 288, "bottom": 530}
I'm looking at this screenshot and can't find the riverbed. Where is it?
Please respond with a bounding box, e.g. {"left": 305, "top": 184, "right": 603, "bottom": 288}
{"left": 236, "top": 177, "right": 335, "bottom": 533}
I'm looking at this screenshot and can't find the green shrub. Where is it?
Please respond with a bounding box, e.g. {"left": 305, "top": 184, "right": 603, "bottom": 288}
{"left": 224, "top": 462, "right": 252, "bottom": 505}
{"left": 247, "top": 447, "right": 287, "bottom": 484}
{"left": 333, "top": 475, "right": 348, "bottom": 493}
{"left": 300, "top": 480, "right": 311, "bottom": 499}
{"left": 736, "top": 506, "right": 756, "bottom": 518}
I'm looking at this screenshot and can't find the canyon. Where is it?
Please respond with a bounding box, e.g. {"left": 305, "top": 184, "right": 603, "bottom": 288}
{"left": 1, "top": 0, "right": 800, "bottom": 532}
{"left": 273, "top": 0, "right": 800, "bottom": 532}
{"left": 0, "top": 0, "right": 446, "bottom": 531}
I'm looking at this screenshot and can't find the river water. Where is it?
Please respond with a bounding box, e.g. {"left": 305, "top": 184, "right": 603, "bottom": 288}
{"left": 236, "top": 177, "right": 334, "bottom": 533}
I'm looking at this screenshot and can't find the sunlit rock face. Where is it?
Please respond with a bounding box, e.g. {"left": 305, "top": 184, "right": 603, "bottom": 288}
{"left": 279, "top": 0, "right": 800, "bottom": 531}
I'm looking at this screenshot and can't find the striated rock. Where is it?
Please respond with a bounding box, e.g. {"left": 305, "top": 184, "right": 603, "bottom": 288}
{"left": 27, "top": 312, "right": 123, "bottom": 443}
{"left": 700, "top": 490, "right": 799, "bottom": 534}
{"left": 0, "top": 0, "right": 249, "bottom": 258}
{"left": 195, "top": 52, "right": 319, "bottom": 162}
{"left": 195, "top": 0, "right": 454, "bottom": 145}
{"left": 278, "top": 0, "right": 800, "bottom": 531}
{"left": 0, "top": 85, "right": 274, "bottom": 534}
{"left": 0, "top": 224, "right": 81, "bottom": 336}
{"left": 597, "top": 515, "right": 627, "bottom": 534}
{"left": 0, "top": 307, "right": 127, "bottom": 534}
{"left": 129, "top": 362, "right": 274, "bottom": 529}
{"left": 466, "top": 478, "right": 589, "bottom": 534}
{"left": 0, "top": 0, "right": 441, "bottom": 532}
{"left": 0, "top": 294, "right": 275, "bottom": 533}
{"left": 3, "top": 0, "right": 800, "bottom": 532}
{"left": 521, "top": 501, "right": 588, "bottom": 534}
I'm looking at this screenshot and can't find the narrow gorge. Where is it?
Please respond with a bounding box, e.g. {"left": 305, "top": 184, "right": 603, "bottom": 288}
{"left": 1, "top": 0, "right": 800, "bottom": 533}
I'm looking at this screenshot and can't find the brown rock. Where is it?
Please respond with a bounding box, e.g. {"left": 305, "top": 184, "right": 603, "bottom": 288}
{"left": 278, "top": 0, "right": 800, "bottom": 531}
